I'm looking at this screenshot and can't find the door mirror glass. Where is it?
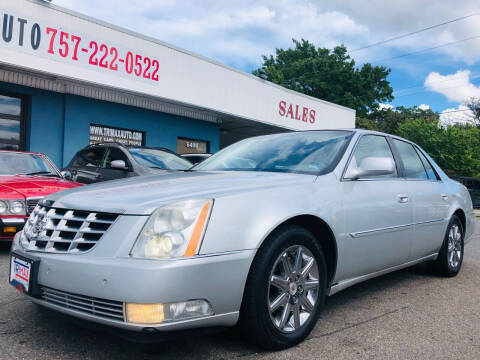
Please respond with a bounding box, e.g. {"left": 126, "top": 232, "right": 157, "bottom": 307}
{"left": 346, "top": 157, "right": 396, "bottom": 179}
{"left": 110, "top": 159, "right": 128, "bottom": 170}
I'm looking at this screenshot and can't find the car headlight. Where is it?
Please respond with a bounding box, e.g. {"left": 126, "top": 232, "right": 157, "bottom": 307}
{"left": 131, "top": 199, "right": 213, "bottom": 259}
{"left": 9, "top": 200, "right": 26, "bottom": 215}
{"left": 0, "top": 199, "right": 26, "bottom": 215}
{"left": 0, "top": 200, "right": 7, "bottom": 214}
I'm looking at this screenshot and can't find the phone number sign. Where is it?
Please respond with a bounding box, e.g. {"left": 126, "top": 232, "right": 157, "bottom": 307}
{"left": 0, "top": 11, "right": 159, "bottom": 83}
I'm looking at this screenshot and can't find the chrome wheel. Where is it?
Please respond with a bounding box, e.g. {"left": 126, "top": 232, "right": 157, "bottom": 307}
{"left": 268, "top": 245, "right": 319, "bottom": 333}
{"left": 447, "top": 224, "right": 462, "bottom": 270}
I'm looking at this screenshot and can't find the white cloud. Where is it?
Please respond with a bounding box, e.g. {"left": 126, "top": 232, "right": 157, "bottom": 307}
{"left": 53, "top": 0, "right": 368, "bottom": 67}
{"left": 378, "top": 103, "right": 394, "bottom": 110}
{"left": 52, "top": 0, "right": 480, "bottom": 69}
{"left": 439, "top": 105, "right": 476, "bottom": 127}
{"left": 418, "top": 104, "right": 430, "bottom": 111}
{"left": 424, "top": 70, "right": 480, "bottom": 103}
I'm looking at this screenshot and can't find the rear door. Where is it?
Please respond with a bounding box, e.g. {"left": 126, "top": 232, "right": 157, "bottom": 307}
{"left": 68, "top": 147, "right": 105, "bottom": 184}
{"left": 391, "top": 139, "right": 449, "bottom": 259}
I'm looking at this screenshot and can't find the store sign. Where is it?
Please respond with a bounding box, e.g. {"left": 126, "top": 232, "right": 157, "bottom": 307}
{"left": 278, "top": 100, "right": 316, "bottom": 124}
{"left": 0, "top": 1, "right": 356, "bottom": 131}
{"left": 0, "top": 11, "right": 160, "bottom": 84}
{"left": 90, "top": 124, "right": 145, "bottom": 146}
{"left": 177, "top": 137, "right": 209, "bottom": 154}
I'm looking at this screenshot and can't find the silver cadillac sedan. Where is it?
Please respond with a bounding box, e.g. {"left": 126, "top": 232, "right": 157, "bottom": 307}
{"left": 10, "top": 130, "right": 476, "bottom": 349}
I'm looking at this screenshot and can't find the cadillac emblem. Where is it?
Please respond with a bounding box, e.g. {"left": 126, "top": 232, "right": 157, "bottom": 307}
{"left": 30, "top": 215, "right": 48, "bottom": 238}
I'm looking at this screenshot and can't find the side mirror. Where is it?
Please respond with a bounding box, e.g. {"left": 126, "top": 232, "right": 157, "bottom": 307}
{"left": 110, "top": 160, "right": 129, "bottom": 171}
{"left": 345, "top": 157, "right": 395, "bottom": 180}
{"left": 60, "top": 170, "right": 72, "bottom": 180}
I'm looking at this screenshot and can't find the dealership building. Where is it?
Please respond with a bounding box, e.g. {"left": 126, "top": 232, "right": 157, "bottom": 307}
{"left": 0, "top": 0, "right": 355, "bottom": 168}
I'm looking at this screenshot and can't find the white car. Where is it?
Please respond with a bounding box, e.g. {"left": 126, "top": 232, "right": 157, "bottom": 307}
{"left": 10, "top": 130, "right": 476, "bottom": 349}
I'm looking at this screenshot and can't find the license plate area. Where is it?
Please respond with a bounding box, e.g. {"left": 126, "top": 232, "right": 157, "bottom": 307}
{"left": 9, "top": 251, "right": 40, "bottom": 296}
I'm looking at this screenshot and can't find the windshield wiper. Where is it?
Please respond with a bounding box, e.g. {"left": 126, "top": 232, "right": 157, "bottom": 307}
{"left": 18, "top": 171, "right": 59, "bottom": 177}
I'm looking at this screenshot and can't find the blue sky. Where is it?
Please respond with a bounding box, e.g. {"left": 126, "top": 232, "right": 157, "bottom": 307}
{"left": 54, "top": 0, "right": 480, "bottom": 124}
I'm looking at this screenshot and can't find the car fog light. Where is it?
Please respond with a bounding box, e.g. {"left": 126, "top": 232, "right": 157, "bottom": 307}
{"left": 125, "top": 303, "right": 165, "bottom": 324}
{"left": 125, "top": 300, "right": 213, "bottom": 325}
{"left": 3, "top": 226, "right": 16, "bottom": 233}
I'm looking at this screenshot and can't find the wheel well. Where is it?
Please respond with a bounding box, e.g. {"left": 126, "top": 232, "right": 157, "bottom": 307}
{"left": 453, "top": 209, "right": 466, "bottom": 231}
{"left": 282, "top": 215, "right": 337, "bottom": 286}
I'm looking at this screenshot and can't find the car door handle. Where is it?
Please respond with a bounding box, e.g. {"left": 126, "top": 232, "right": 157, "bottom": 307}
{"left": 397, "top": 194, "right": 409, "bottom": 203}
{"left": 441, "top": 193, "right": 449, "bottom": 201}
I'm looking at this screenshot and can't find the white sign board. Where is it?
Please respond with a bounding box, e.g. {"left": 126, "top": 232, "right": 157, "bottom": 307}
{"left": 0, "top": 0, "right": 355, "bottom": 131}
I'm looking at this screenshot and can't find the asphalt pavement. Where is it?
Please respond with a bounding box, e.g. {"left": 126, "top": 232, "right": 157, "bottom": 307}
{"left": 1, "top": 220, "right": 479, "bottom": 359}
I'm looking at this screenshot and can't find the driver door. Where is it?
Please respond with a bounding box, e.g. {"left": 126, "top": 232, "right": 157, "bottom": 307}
{"left": 338, "top": 135, "right": 413, "bottom": 279}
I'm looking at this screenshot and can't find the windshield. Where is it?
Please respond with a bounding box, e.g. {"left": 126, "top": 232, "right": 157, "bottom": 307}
{"left": 129, "top": 148, "right": 192, "bottom": 170}
{"left": 194, "top": 131, "right": 353, "bottom": 175}
{"left": 0, "top": 152, "right": 59, "bottom": 176}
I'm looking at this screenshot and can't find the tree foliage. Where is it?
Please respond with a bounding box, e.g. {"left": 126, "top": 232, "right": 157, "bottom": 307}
{"left": 357, "top": 106, "right": 438, "bottom": 134}
{"left": 254, "top": 39, "right": 393, "bottom": 117}
{"left": 465, "top": 97, "right": 480, "bottom": 128}
{"left": 397, "top": 118, "right": 480, "bottom": 178}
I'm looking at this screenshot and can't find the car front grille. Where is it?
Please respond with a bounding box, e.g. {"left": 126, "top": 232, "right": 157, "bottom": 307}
{"left": 23, "top": 204, "right": 118, "bottom": 253}
{"left": 26, "top": 198, "right": 42, "bottom": 214}
{"left": 41, "top": 286, "right": 124, "bottom": 321}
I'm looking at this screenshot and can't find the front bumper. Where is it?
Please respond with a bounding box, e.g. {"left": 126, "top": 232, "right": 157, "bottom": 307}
{"left": 0, "top": 217, "right": 25, "bottom": 241}
{"left": 14, "top": 247, "right": 255, "bottom": 332}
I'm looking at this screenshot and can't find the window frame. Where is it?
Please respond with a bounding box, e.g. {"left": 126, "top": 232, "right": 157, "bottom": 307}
{"left": 341, "top": 133, "right": 402, "bottom": 181}
{"left": 0, "top": 91, "right": 27, "bottom": 151}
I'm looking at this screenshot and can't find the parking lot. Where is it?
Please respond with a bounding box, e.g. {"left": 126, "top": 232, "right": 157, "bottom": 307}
{"left": 0, "top": 219, "right": 478, "bottom": 360}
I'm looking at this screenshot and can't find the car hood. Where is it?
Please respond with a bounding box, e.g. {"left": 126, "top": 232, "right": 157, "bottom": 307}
{"left": 48, "top": 171, "right": 316, "bottom": 215}
{"left": 0, "top": 175, "right": 81, "bottom": 199}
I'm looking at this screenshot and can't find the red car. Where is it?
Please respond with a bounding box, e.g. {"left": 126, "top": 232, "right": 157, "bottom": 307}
{"left": 0, "top": 150, "right": 82, "bottom": 241}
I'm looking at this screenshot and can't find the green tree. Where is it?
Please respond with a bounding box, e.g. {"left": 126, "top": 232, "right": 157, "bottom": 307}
{"left": 359, "top": 106, "right": 438, "bottom": 135}
{"left": 397, "top": 118, "right": 480, "bottom": 177}
{"left": 254, "top": 39, "right": 393, "bottom": 117}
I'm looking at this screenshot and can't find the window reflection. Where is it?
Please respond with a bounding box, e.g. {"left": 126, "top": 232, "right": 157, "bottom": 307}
{"left": 0, "top": 94, "right": 22, "bottom": 151}
{"left": 0, "top": 95, "right": 21, "bottom": 116}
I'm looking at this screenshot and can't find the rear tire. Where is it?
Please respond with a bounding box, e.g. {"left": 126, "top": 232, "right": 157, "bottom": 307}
{"left": 427, "top": 215, "right": 464, "bottom": 277}
{"left": 240, "top": 225, "right": 327, "bottom": 350}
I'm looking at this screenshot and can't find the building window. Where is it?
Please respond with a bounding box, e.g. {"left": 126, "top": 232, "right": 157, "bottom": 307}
{"left": 0, "top": 93, "right": 24, "bottom": 151}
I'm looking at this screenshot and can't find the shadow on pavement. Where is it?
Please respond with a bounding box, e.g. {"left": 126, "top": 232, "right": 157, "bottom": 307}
{"left": 12, "top": 264, "right": 436, "bottom": 359}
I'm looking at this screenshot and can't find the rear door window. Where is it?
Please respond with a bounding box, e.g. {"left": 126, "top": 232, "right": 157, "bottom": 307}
{"left": 415, "top": 149, "right": 439, "bottom": 181}
{"left": 392, "top": 139, "right": 428, "bottom": 180}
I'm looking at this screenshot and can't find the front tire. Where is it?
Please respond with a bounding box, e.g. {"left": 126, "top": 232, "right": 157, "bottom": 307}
{"left": 240, "top": 225, "right": 327, "bottom": 350}
{"left": 427, "top": 215, "right": 464, "bottom": 277}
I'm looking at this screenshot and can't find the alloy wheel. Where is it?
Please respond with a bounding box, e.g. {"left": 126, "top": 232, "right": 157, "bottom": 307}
{"left": 447, "top": 224, "right": 462, "bottom": 270}
{"left": 267, "top": 245, "right": 319, "bottom": 333}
